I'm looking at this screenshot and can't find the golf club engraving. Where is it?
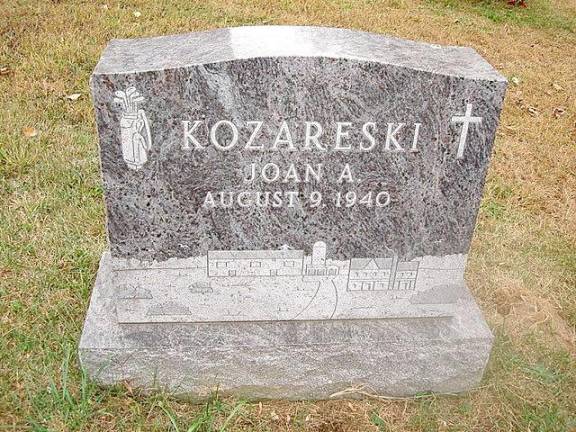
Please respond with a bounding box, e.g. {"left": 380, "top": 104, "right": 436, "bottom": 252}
{"left": 114, "top": 87, "right": 152, "bottom": 170}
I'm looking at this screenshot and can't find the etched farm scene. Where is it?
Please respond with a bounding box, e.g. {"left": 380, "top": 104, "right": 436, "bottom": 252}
{"left": 114, "top": 241, "right": 467, "bottom": 324}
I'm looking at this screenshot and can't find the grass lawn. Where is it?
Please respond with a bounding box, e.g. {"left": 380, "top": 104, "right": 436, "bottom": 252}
{"left": 1, "top": 0, "right": 575, "bottom": 430}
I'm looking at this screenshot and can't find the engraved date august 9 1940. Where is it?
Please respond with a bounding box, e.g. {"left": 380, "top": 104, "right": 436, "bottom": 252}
{"left": 202, "top": 161, "right": 391, "bottom": 209}
{"left": 202, "top": 190, "right": 391, "bottom": 209}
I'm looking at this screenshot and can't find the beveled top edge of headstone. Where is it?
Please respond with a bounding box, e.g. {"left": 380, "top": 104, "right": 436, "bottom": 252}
{"left": 92, "top": 25, "right": 507, "bottom": 82}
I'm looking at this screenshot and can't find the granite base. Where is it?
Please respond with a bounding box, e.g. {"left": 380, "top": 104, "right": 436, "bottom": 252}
{"left": 79, "top": 253, "right": 494, "bottom": 400}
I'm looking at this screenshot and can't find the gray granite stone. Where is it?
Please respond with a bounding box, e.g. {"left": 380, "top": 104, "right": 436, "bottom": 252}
{"left": 80, "top": 253, "right": 493, "bottom": 399}
{"left": 81, "top": 26, "right": 506, "bottom": 399}
{"left": 91, "top": 25, "right": 506, "bottom": 261}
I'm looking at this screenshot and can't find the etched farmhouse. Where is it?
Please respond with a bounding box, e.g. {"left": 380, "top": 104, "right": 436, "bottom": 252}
{"left": 346, "top": 257, "right": 419, "bottom": 291}
{"left": 347, "top": 257, "right": 395, "bottom": 291}
{"left": 393, "top": 262, "right": 420, "bottom": 290}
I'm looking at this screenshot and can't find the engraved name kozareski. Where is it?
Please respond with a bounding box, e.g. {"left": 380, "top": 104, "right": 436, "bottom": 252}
{"left": 115, "top": 90, "right": 483, "bottom": 209}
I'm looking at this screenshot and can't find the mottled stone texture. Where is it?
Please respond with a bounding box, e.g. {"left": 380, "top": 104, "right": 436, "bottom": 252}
{"left": 91, "top": 26, "right": 507, "bottom": 261}
{"left": 81, "top": 26, "right": 506, "bottom": 398}
{"left": 80, "top": 254, "right": 493, "bottom": 399}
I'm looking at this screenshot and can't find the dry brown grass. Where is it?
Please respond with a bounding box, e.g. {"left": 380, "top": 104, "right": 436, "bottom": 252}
{"left": 1, "top": 0, "right": 575, "bottom": 431}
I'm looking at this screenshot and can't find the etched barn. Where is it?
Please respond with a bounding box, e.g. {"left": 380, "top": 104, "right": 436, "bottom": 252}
{"left": 208, "top": 249, "right": 304, "bottom": 277}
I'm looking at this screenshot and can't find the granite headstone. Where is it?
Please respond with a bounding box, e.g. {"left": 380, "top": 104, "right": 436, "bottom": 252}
{"left": 80, "top": 26, "right": 507, "bottom": 399}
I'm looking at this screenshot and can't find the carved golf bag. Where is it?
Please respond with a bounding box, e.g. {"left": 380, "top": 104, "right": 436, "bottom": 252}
{"left": 120, "top": 109, "right": 151, "bottom": 170}
{"left": 114, "top": 87, "right": 152, "bottom": 170}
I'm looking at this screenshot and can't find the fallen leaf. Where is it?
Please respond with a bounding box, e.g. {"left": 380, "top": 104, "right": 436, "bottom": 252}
{"left": 66, "top": 93, "right": 81, "bottom": 101}
{"left": 553, "top": 107, "right": 566, "bottom": 118}
{"left": 0, "top": 66, "right": 10, "bottom": 76}
{"left": 133, "top": 10, "right": 141, "bottom": 17}
{"left": 527, "top": 106, "right": 540, "bottom": 117}
{"left": 122, "top": 380, "right": 134, "bottom": 396}
{"left": 22, "top": 127, "right": 38, "bottom": 138}
{"left": 439, "top": 419, "right": 449, "bottom": 432}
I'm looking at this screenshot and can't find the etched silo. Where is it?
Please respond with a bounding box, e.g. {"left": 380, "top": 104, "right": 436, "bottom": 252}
{"left": 312, "top": 241, "right": 327, "bottom": 267}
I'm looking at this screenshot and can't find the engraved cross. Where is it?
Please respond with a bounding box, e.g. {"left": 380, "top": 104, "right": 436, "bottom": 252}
{"left": 451, "top": 104, "right": 483, "bottom": 159}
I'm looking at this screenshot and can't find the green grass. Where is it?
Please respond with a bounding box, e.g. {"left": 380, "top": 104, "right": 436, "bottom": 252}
{"left": 426, "top": 0, "right": 576, "bottom": 32}
{"left": 1, "top": 0, "right": 575, "bottom": 430}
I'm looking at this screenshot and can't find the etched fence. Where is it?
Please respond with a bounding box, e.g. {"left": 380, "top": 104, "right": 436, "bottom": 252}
{"left": 304, "top": 266, "right": 339, "bottom": 276}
